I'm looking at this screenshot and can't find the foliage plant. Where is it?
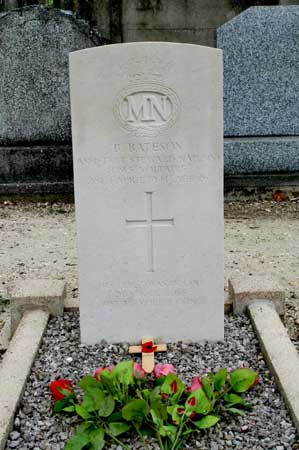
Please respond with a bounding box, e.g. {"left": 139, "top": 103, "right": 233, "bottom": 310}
{"left": 50, "top": 361, "right": 258, "bottom": 450}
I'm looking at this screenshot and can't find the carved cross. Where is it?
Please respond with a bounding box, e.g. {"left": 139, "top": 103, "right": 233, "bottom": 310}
{"left": 126, "top": 191, "right": 174, "bottom": 272}
{"left": 129, "top": 338, "right": 167, "bottom": 373}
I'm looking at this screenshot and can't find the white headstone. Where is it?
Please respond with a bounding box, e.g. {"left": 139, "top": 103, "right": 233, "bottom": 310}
{"left": 70, "top": 43, "right": 224, "bottom": 343}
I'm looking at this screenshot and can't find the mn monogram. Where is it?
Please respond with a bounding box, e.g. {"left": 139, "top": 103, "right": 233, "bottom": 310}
{"left": 126, "top": 93, "right": 171, "bottom": 123}
{"left": 114, "top": 83, "right": 180, "bottom": 137}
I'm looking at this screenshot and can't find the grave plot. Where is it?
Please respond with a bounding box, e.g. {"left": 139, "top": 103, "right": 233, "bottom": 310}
{"left": 1, "top": 39, "right": 299, "bottom": 450}
{"left": 4, "top": 311, "right": 298, "bottom": 450}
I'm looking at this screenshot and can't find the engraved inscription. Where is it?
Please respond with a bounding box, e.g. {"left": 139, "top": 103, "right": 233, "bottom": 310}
{"left": 126, "top": 191, "right": 174, "bottom": 272}
{"left": 114, "top": 83, "right": 180, "bottom": 137}
{"left": 76, "top": 139, "right": 212, "bottom": 188}
{"left": 98, "top": 279, "right": 201, "bottom": 306}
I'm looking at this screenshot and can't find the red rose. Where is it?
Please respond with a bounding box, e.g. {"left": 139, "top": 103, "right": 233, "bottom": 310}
{"left": 49, "top": 379, "right": 73, "bottom": 401}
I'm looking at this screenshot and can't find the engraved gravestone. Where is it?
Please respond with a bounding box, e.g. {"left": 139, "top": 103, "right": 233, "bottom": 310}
{"left": 70, "top": 43, "right": 223, "bottom": 343}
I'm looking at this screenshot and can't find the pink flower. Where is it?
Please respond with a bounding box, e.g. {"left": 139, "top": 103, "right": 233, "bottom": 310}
{"left": 133, "top": 363, "right": 145, "bottom": 379}
{"left": 187, "top": 376, "right": 203, "bottom": 392}
{"left": 94, "top": 365, "right": 114, "bottom": 381}
{"left": 153, "top": 363, "right": 176, "bottom": 378}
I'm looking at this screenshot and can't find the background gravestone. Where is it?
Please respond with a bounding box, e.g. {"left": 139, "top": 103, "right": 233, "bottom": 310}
{"left": 217, "top": 6, "right": 299, "bottom": 183}
{"left": 0, "top": 6, "right": 104, "bottom": 193}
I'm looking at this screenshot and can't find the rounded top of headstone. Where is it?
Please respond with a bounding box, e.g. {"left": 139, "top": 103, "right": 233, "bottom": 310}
{"left": 217, "top": 6, "right": 299, "bottom": 136}
{"left": 0, "top": 6, "right": 104, "bottom": 145}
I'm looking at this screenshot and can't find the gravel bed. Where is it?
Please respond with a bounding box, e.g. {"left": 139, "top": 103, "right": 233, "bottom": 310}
{"left": 5, "top": 312, "right": 299, "bottom": 450}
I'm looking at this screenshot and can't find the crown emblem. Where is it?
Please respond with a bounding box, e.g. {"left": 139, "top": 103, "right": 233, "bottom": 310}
{"left": 117, "top": 55, "right": 173, "bottom": 84}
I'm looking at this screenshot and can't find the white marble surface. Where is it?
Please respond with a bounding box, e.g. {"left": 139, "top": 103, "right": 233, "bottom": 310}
{"left": 70, "top": 42, "right": 224, "bottom": 343}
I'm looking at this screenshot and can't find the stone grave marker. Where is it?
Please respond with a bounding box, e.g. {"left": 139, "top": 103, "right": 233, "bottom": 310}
{"left": 0, "top": 5, "right": 105, "bottom": 192}
{"left": 70, "top": 43, "right": 223, "bottom": 343}
{"left": 217, "top": 6, "right": 299, "bottom": 176}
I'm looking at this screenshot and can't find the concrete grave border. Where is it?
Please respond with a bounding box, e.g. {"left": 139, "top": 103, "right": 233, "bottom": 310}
{"left": 0, "top": 280, "right": 66, "bottom": 450}
{"left": 230, "top": 278, "right": 299, "bottom": 434}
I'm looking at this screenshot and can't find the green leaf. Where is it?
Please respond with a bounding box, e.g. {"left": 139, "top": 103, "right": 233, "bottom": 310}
{"left": 141, "top": 389, "right": 150, "bottom": 400}
{"left": 79, "top": 375, "right": 101, "bottom": 391}
{"left": 53, "top": 398, "right": 72, "bottom": 413}
{"left": 158, "top": 425, "right": 177, "bottom": 442}
{"left": 150, "top": 408, "right": 164, "bottom": 427}
{"left": 166, "top": 405, "right": 185, "bottom": 426}
{"left": 76, "top": 423, "right": 92, "bottom": 433}
{"left": 98, "top": 369, "right": 115, "bottom": 394}
{"left": 155, "top": 375, "right": 166, "bottom": 386}
{"left": 75, "top": 405, "right": 91, "bottom": 420}
{"left": 149, "top": 390, "right": 168, "bottom": 422}
{"left": 224, "top": 393, "right": 245, "bottom": 407}
{"left": 113, "top": 361, "right": 134, "bottom": 386}
{"left": 89, "top": 429, "right": 105, "bottom": 450}
{"left": 194, "top": 415, "right": 220, "bottom": 429}
{"left": 122, "top": 399, "right": 148, "bottom": 422}
{"left": 82, "top": 388, "right": 105, "bottom": 412}
{"left": 186, "top": 388, "right": 211, "bottom": 415}
{"left": 108, "top": 422, "right": 131, "bottom": 436}
{"left": 63, "top": 405, "right": 76, "bottom": 413}
{"left": 161, "top": 373, "right": 185, "bottom": 402}
{"left": 213, "top": 368, "right": 227, "bottom": 391}
{"left": 108, "top": 411, "right": 123, "bottom": 423}
{"left": 229, "top": 369, "right": 257, "bottom": 393}
{"left": 202, "top": 376, "right": 214, "bottom": 400}
{"left": 139, "top": 427, "right": 154, "bottom": 437}
{"left": 225, "top": 406, "right": 247, "bottom": 416}
{"left": 98, "top": 395, "right": 115, "bottom": 417}
{"left": 65, "top": 431, "right": 90, "bottom": 450}
{"left": 182, "top": 428, "right": 194, "bottom": 437}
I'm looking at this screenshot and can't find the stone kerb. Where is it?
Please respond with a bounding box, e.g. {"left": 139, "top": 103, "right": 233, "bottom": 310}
{"left": 0, "top": 6, "right": 105, "bottom": 194}
{"left": 228, "top": 276, "right": 285, "bottom": 316}
{"left": 229, "top": 277, "right": 299, "bottom": 433}
{"left": 0, "top": 309, "right": 49, "bottom": 450}
{"left": 217, "top": 6, "right": 299, "bottom": 185}
{"left": 8, "top": 279, "right": 66, "bottom": 335}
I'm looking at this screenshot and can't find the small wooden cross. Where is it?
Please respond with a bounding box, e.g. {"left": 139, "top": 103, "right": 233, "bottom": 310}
{"left": 129, "top": 338, "right": 167, "bottom": 373}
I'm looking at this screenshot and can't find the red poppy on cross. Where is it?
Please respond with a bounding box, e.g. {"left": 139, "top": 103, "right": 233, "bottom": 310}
{"left": 129, "top": 338, "right": 167, "bottom": 373}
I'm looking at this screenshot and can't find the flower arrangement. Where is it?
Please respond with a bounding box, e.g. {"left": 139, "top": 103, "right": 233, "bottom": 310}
{"left": 50, "top": 361, "right": 258, "bottom": 450}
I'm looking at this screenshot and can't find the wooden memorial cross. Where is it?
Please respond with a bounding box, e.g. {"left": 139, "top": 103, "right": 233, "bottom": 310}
{"left": 129, "top": 338, "right": 167, "bottom": 373}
